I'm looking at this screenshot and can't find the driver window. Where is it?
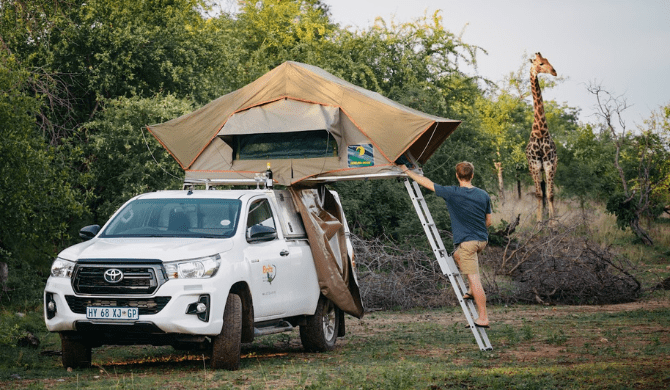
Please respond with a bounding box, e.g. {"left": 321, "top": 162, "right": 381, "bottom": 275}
{"left": 247, "top": 199, "right": 276, "bottom": 235}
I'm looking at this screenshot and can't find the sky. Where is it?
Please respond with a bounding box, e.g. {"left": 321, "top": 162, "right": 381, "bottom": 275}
{"left": 326, "top": 0, "right": 670, "bottom": 127}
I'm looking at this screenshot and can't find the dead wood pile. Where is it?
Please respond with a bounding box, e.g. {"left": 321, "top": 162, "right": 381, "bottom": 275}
{"left": 352, "top": 234, "right": 453, "bottom": 310}
{"left": 482, "top": 220, "right": 641, "bottom": 305}
{"left": 352, "top": 219, "right": 641, "bottom": 310}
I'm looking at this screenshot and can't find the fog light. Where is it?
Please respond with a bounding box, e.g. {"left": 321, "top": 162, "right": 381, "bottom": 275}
{"left": 45, "top": 292, "right": 57, "bottom": 320}
{"left": 186, "top": 295, "right": 210, "bottom": 322}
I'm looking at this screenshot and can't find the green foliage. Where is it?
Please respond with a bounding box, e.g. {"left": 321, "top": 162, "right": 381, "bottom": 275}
{"left": 0, "top": 310, "right": 49, "bottom": 369}
{"left": 0, "top": 249, "right": 47, "bottom": 309}
{"left": 473, "top": 92, "right": 530, "bottom": 187}
{"left": 0, "top": 0, "right": 237, "bottom": 132}
{"left": 0, "top": 322, "right": 24, "bottom": 348}
{"left": 0, "top": 55, "right": 86, "bottom": 270}
{"left": 334, "top": 180, "right": 421, "bottom": 240}
{"left": 606, "top": 192, "right": 638, "bottom": 232}
{"left": 328, "top": 11, "right": 482, "bottom": 120}
{"left": 84, "top": 94, "right": 193, "bottom": 221}
{"left": 558, "top": 124, "right": 618, "bottom": 205}
{"left": 0, "top": 310, "right": 44, "bottom": 348}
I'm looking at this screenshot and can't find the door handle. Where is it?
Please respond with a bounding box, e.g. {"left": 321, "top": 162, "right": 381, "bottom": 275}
{"left": 280, "top": 249, "right": 290, "bottom": 257}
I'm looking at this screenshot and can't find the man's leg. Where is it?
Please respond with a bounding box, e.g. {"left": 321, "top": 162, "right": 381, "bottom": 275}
{"left": 453, "top": 248, "right": 472, "bottom": 297}
{"left": 467, "top": 273, "right": 489, "bottom": 326}
{"left": 458, "top": 241, "right": 489, "bottom": 326}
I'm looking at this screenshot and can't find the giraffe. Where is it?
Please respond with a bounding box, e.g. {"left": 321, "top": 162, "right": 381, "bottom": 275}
{"left": 525, "top": 52, "right": 557, "bottom": 222}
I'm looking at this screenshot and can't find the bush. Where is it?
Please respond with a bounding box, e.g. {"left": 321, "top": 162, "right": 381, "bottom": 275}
{"left": 0, "top": 310, "right": 48, "bottom": 369}
{"left": 0, "top": 250, "right": 48, "bottom": 311}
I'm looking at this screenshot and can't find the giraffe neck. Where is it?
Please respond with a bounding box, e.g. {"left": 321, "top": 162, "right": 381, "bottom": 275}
{"left": 530, "top": 70, "right": 550, "bottom": 139}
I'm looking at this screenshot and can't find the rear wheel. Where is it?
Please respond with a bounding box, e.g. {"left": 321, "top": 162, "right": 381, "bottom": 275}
{"left": 300, "top": 296, "right": 340, "bottom": 352}
{"left": 211, "top": 293, "right": 242, "bottom": 370}
{"left": 60, "top": 334, "right": 92, "bottom": 369}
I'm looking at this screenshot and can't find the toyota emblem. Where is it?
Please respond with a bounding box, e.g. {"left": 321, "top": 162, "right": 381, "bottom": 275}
{"left": 104, "top": 268, "right": 124, "bottom": 283}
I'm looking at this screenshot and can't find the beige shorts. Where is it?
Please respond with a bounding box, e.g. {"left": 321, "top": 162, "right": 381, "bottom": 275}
{"left": 454, "top": 241, "right": 487, "bottom": 275}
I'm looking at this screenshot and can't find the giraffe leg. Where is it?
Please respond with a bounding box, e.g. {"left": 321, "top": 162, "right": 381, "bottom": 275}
{"left": 528, "top": 159, "right": 544, "bottom": 222}
{"left": 543, "top": 159, "right": 557, "bottom": 221}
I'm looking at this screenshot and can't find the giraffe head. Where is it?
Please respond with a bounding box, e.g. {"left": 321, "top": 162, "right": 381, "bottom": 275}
{"left": 530, "top": 52, "right": 557, "bottom": 77}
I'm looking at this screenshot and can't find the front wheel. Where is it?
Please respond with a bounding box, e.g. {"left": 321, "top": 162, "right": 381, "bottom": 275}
{"left": 60, "top": 334, "right": 92, "bottom": 369}
{"left": 300, "top": 295, "right": 340, "bottom": 352}
{"left": 211, "top": 293, "right": 242, "bottom": 370}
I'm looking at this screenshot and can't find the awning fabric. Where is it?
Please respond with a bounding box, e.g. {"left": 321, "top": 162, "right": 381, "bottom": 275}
{"left": 290, "top": 186, "right": 364, "bottom": 318}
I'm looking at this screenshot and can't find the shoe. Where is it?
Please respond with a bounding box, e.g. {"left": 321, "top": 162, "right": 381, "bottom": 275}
{"left": 465, "top": 322, "right": 490, "bottom": 329}
{"left": 462, "top": 293, "right": 474, "bottom": 300}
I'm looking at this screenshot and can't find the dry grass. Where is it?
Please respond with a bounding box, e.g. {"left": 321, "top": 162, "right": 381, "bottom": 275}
{"left": 491, "top": 188, "right": 596, "bottom": 231}
{"left": 492, "top": 187, "right": 670, "bottom": 248}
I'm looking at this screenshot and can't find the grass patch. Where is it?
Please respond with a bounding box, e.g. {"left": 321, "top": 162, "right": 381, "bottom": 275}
{"left": 2, "top": 301, "right": 669, "bottom": 389}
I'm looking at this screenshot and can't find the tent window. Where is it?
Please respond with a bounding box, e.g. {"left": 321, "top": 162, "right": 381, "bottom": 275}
{"left": 233, "top": 130, "right": 338, "bottom": 160}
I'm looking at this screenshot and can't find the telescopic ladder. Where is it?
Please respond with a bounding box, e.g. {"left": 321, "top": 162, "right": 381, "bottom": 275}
{"left": 404, "top": 178, "right": 493, "bottom": 351}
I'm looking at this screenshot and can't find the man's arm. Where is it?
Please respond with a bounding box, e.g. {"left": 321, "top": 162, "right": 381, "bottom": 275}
{"left": 398, "top": 165, "right": 435, "bottom": 192}
{"left": 486, "top": 213, "right": 492, "bottom": 228}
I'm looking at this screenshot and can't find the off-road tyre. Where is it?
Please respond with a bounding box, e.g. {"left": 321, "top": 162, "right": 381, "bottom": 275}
{"left": 300, "top": 295, "right": 340, "bottom": 352}
{"left": 211, "top": 293, "right": 242, "bottom": 370}
{"left": 60, "top": 334, "right": 92, "bottom": 369}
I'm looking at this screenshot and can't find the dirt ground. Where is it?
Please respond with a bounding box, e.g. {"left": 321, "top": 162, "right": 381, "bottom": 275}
{"left": 342, "top": 298, "right": 670, "bottom": 364}
{"left": 4, "top": 299, "right": 669, "bottom": 389}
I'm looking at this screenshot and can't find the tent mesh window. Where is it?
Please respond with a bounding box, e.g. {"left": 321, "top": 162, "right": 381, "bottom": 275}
{"left": 233, "top": 130, "right": 337, "bottom": 160}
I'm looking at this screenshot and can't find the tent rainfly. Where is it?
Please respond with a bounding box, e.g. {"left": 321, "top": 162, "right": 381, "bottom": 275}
{"left": 147, "top": 61, "right": 461, "bottom": 186}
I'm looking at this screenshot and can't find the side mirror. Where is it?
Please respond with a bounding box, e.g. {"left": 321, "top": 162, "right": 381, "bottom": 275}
{"left": 247, "top": 224, "right": 277, "bottom": 242}
{"left": 79, "top": 225, "right": 101, "bottom": 240}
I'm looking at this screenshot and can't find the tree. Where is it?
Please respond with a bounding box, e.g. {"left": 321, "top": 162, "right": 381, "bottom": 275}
{"left": 0, "top": 54, "right": 85, "bottom": 270}
{"left": 556, "top": 123, "right": 618, "bottom": 208}
{"left": 83, "top": 94, "right": 194, "bottom": 222}
{"left": 588, "top": 83, "right": 668, "bottom": 245}
{"left": 0, "top": 0, "right": 238, "bottom": 141}
{"left": 231, "top": 0, "right": 337, "bottom": 84}
{"left": 474, "top": 92, "right": 528, "bottom": 202}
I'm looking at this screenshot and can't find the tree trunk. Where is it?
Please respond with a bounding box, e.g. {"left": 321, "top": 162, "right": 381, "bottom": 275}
{"left": 517, "top": 179, "right": 522, "bottom": 200}
{"left": 0, "top": 262, "right": 8, "bottom": 292}
{"left": 494, "top": 162, "right": 504, "bottom": 204}
{"left": 630, "top": 216, "right": 653, "bottom": 246}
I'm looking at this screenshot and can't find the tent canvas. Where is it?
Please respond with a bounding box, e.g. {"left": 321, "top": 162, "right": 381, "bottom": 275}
{"left": 147, "top": 61, "right": 460, "bottom": 186}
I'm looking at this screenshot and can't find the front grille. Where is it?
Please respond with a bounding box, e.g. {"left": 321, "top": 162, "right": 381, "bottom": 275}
{"left": 72, "top": 260, "right": 167, "bottom": 295}
{"left": 65, "top": 296, "right": 171, "bottom": 315}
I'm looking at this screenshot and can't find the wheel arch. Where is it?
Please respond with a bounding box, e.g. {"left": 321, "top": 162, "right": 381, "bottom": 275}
{"left": 229, "top": 281, "right": 254, "bottom": 343}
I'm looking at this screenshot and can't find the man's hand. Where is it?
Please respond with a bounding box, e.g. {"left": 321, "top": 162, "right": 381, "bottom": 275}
{"left": 397, "top": 164, "right": 435, "bottom": 192}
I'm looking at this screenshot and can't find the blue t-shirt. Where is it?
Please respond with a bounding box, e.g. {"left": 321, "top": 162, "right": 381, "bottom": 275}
{"left": 434, "top": 184, "right": 492, "bottom": 245}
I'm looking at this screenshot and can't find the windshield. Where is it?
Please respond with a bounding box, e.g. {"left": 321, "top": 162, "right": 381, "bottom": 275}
{"left": 101, "top": 198, "right": 242, "bottom": 238}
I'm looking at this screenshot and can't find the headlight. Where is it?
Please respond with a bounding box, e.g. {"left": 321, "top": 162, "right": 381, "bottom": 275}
{"left": 50, "top": 258, "right": 75, "bottom": 278}
{"left": 165, "top": 254, "right": 221, "bottom": 279}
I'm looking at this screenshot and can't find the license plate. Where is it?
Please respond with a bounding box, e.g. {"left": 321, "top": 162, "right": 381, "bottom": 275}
{"left": 86, "top": 306, "right": 139, "bottom": 320}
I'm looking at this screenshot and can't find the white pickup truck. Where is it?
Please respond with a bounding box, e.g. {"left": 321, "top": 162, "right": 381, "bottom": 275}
{"left": 44, "top": 188, "right": 353, "bottom": 370}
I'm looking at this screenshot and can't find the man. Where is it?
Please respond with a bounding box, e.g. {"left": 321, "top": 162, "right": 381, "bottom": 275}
{"left": 399, "top": 162, "right": 492, "bottom": 327}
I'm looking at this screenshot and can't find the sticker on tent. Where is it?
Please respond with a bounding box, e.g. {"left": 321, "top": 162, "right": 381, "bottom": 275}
{"left": 348, "top": 144, "right": 374, "bottom": 167}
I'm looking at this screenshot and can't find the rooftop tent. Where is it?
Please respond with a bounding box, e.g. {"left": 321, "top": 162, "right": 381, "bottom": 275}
{"left": 147, "top": 61, "right": 461, "bottom": 186}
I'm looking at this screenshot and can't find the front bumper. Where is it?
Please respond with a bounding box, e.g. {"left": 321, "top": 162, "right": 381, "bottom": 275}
{"left": 44, "top": 276, "right": 228, "bottom": 337}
